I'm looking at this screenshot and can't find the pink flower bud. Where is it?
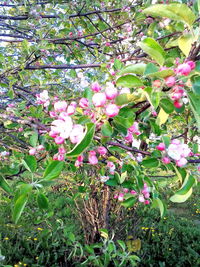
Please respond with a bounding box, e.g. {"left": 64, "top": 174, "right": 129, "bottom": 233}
{"left": 54, "top": 101, "right": 68, "bottom": 112}
{"left": 79, "top": 98, "right": 89, "bottom": 108}
{"left": 125, "top": 132, "right": 133, "bottom": 143}
{"left": 105, "top": 42, "right": 111, "bottom": 47}
{"left": 138, "top": 195, "right": 145, "bottom": 203}
{"left": 144, "top": 192, "right": 150, "bottom": 199}
{"left": 162, "top": 157, "right": 171, "bottom": 164}
{"left": 67, "top": 105, "right": 76, "bottom": 115}
{"left": 77, "top": 155, "right": 84, "bottom": 162}
{"left": 118, "top": 193, "right": 124, "bottom": 201}
{"left": 91, "top": 82, "right": 101, "bottom": 92}
{"left": 176, "top": 63, "right": 191, "bottom": 76}
{"left": 49, "top": 130, "right": 58, "bottom": 138}
{"left": 58, "top": 147, "right": 66, "bottom": 154}
{"left": 128, "top": 122, "right": 141, "bottom": 135}
{"left": 29, "top": 148, "right": 36, "bottom": 155}
{"left": 171, "top": 92, "right": 182, "bottom": 101}
{"left": 105, "top": 104, "right": 119, "bottom": 117}
{"left": 123, "top": 188, "right": 129, "bottom": 193}
{"left": 49, "top": 111, "right": 57, "bottom": 118}
{"left": 186, "top": 61, "right": 195, "bottom": 70}
{"left": 18, "top": 127, "right": 23, "bottom": 132}
{"left": 92, "top": 92, "right": 106, "bottom": 107}
{"left": 176, "top": 157, "right": 187, "bottom": 167}
{"left": 152, "top": 80, "right": 161, "bottom": 88}
{"left": 97, "top": 146, "right": 107, "bottom": 156}
{"left": 37, "top": 145, "right": 44, "bottom": 151}
{"left": 174, "top": 100, "right": 183, "bottom": 109}
{"left": 130, "top": 190, "right": 137, "bottom": 195}
{"left": 88, "top": 154, "right": 98, "bottom": 165}
{"left": 144, "top": 200, "right": 150, "bottom": 205}
{"left": 156, "top": 142, "right": 165, "bottom": 151}
{"left": 105, "top": 86, "right": 118, "bottom": 100}
{"left": 54, "top": 136, "right": 65, "bottom": 145}
{"left": 165, "top": 76, "right": 176, "bottom": 87}
{"left": 53, "top": 154, "right": 58, "bottom": 160}
{"left": 114, "top": 194, "right": 118, "bottom": 199}
{"left": 152, "top": 111, "right": 157, "bottom": 117}
{"left": 57, "top": 154, "right": 65, "bottom": 161}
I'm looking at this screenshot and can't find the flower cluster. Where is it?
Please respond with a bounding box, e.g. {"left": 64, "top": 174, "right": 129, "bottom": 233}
{"left": 36, "top": 90, "right": 50, "bottom": 107}
{"left": 29, "top": 145, "right": 45, "bottom": 156}
{"left": 156, "top": 139, "right": 191, "bottom": 167}
{"left": 114, "top": 183, "right": 150, "bottom": 205}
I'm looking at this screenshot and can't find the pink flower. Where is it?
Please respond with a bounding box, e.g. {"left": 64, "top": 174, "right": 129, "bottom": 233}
{"left": 105, "top": 83, "right": 118, "bottom": 100}
{"left": 79, "top": 98, "right": 89, "bottom": 108}
{"left": 97, "top": 146, "right": 107, "bottom": 156}
{"left": 54, "top": 136, "right": 65, "bottom": 144}
{"left": 92, "top": 92, "right": 106, "bottom": 107}
{"left": 51, "top": 117, "right": 73, "bottom": 139}
{"left": 118, "top": 193, "right": 124, "bottom": 201}
{"left": 67, "top": 104, "right": 76, "bottom": 115}
{"left": 54, "top": 101, "right": 68, "bottom": 112}
{"left": 123, "top": 188, "right": 129, "bottom": 193}
{"left": 144, "top": 200, "right": 150, "bottom": 205}
{"left": 53, "top": 154, "right": 58, "bottom": 160}
{"left": 144, "top": 192, "right": 150, "bottom": 199}
{"left": 114, "top": 194, "right": 118, "bottom": 199}
{"left": 59, "top": 112, "right": 70, "bottom": 121}
{"left": 125, "top": 132, "right": 133, "bottom": 143}
{"left": 49, "top": 130, "right": 58, "bottom": 138}
{"left": 57, "top": 154, "right": 65, "bottom": 161}
{"left": 174, "top": 100, "right": 183, "bottom": 109}
{"left": 176, "top": 63, "right": 191, "bottom": 76}
{"left": 138, "top": 195, "right": 145, "bottom": 203}
{"left": 162, "top": 157, "right": 171, "bottom": 164}
{"left": 186, "top": 61, "right": 195, "bottom": 70}
{"left": 49, "top": 111, "right": 57, "bottom": 118}
{"left": 18, "top": 127, "right": 23, "bottom": 132}
{"left": 107, "top": 161, "right": 115, "bottom": 174}
{"left": 69, "top": 124, "right": 84, "bottom": 144}
{"left": 156, "top": 142, "right": 165, "bottom": 151}
{"left": 91, "top": 82, "right": 101, "bottom": 92}
{"left": 89, "top": 150, "right": 96, "bottom": 156}
{"left": 36, "top": 90, "right": 50, "bottom": 107}
{"left": 58, "top": 147, "right": 66, "bottom": 154}
{"left": 129, "top": 122, "right": 141, "bottom": 135}
{"left": 105, "top": 42, "right": 111, "bottom": 47}
{"left": 165, "top": 76, "right": 176, "bottom": 87}
{"left": 88, "top": 154, "right": 98, "bottom": 165}
{"left": 152, "top": 80, "right": 161, "bottom": 88}
{"left": 29, "top": 148, "right": 36, "bottom": 155}
{"left": 176, "top": 157, "right": 187, "bottom": 167}
{"left": 130, "top": 190, "right": 137, "bottom": 195}
{"left": 152, "top": 111, "right": 157, "bottom": 117}
{"left": 171, "top": 139, "right": 181, "bottom": 145}
{"left": 77, "top": 155, "right": 84, "bottom": 162}
{"left": 105, "top": 104, "right": 119, "bottom": 117}
{"left": 37, "top": 145, "right": 44, "bottom": 151}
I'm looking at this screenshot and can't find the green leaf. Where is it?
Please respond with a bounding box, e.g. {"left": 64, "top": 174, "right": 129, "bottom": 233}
{"left": 143, "top": 4, "right": 196, "bottom": 26}
{"left": 191, "top": 75, "right": 200, "bottom": 95}
{"left": 144, "top": 63, "right": 159, "bottom": 75}
{"left": 37, "top": 193, "right": 49, "bottom": 209}
{"left": 121, "top": 197, "right": 136, "bottom": 208}
{"left": 114, "top": 115, "right": 134, "bottom": 129}
{"left": 152, "top": 198, "right": 166, "bottom": 217}
{"left": 101, "top": 121, "right": 113, "bottom": 137}
{"left": 170, "top": 175, "right": 195, "bottom": 203}
{"left": 118, "top": 63, "right": 146, "bottom": 76}
{"left": 22, "top": 155, "right": 37, "bottom": 173}
{"left": 0, "top": 175, "right": 12, "bottom": 194}
{"left": 13, "top": 194, "right": 28, "bottom": 224}
{"left": 156, "top": 108, "right": 169, "bottom": 126}
{"left": 42, "top": 160, "right": 64, "bottom": 181}
{"left": 146, "top": 69, "right": 174, "bottom": 78}
{"left": 30, "top": 132, "right": 38, "bottom": 147}
{"left": 160, "top": 98, "right": 174, "bottom": 114}
{"left": 178, "top": 34, "right": 193, "bottom": 57}
{"left": 142, "top": 158, "right": 160, "bottom": 168}
{"left": 139, "top": 38, "right": 165, "bottom": 66}
{"left": 187, "top": 91, "right": 200, "bottom": 131}
{"left": 115, "top": 93, "right": 144, "bottom": 106}
{"left": 116, "top": 75, "right": 143, "bottom": 88}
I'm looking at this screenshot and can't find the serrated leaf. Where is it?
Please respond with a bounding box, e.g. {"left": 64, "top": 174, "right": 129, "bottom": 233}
{"left": 42, "top": 160, "right": 64, "bottom": 181}
{"left": 116, "top": 75, "right": 143, "bottom": 88}
{"left": 143, "top": 4, "right": 196, "bottom": 26}
{"left": 139, "top": 38, "right": 165, "bottom": 66}
{"left": 67, "top": 123, "right": 95, "bottom": 157}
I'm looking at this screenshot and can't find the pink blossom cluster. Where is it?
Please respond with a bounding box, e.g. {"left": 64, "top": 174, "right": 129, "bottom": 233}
{"left": 114, "top": 183, "right": 150, "bottom": 205}
{"left": 175, "top": 61, "right": 195, "bottom": 76}
{"left": 90, "top": 82, "right": 120, "bottom": 118}
{"left": 29, "top": 145, "right": 45, "bottom": 156}
{"left": 156, "top": 139, "right": 191, "bottom": 167}
{"left": 125, "top": 122, "right": 141, "bottom": 143}
{"left": 170, "top": 85, "right": 186, "bottom": 109}
{"left": 36, "top": 90, "right": 50, "bottom": 107}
